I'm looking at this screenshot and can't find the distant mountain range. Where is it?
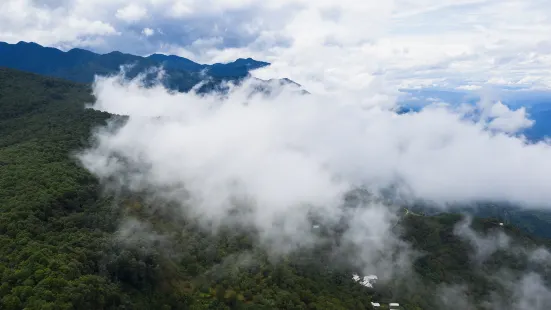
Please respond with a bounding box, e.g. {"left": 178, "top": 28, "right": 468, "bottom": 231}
{"left": 0, "top": 41, "right": 273, "bottom": 92}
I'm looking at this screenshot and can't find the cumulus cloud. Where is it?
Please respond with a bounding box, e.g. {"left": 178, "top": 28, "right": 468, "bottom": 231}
{"left": 80, "top": 73, "right": 551, "bottom": 235}
{"left": 116, "top": 4, "right": 147, "bottom": 23}
{"left": 62, "top": 0, "right": 551, "bottom": 295}
{"left": 79, "top": 74, "right": 413, "bottom": 280}
{"left": 74, "top": 68, "right": 551, "bottom": 291}
{"left": 485, "top": 102, "right": 534, "bottom": 133}
{"left": 142, "top": 27, "right": 154, "bottom": 37}
{"left": 2, "top": 0, "right": 551, "bottom": 90}
{"left": 467, "top": 95, "right": 536, "bottom": 134}
{"left": 0, "top": 0, "right": 118, "bottom": 48}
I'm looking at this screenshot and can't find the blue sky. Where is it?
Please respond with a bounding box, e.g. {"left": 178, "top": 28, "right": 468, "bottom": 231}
{"left": 1, "top": 0, "right": 551, "bottom": 94}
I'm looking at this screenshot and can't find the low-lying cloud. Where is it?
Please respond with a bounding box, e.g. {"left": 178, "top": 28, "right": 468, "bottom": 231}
{"left": 78, "top": 71, "right": 551, "bottom": 291}
{"left": 82, "top": 73, "right": 551, "bottom": 209}
{"left": 452, "top": 218, "right": 551, "bottom": 310}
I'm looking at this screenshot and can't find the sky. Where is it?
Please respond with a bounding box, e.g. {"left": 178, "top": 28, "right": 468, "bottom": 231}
{"left": 2, "top": 0, "right": 551, "bottom": 92}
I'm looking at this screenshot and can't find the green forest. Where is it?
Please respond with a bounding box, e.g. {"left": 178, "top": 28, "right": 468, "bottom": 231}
{"left": 0, "top": 67, "right": 549, "bottom": 310}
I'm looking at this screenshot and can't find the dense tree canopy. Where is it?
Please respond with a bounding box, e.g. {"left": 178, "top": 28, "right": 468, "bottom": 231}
{"left": 0, "top": 67, "right": 549, "bottom": 309}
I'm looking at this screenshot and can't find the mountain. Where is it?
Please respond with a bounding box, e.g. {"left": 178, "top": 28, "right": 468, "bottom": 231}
{"left": 147, "top": 54, "right": 270, "bottom": 77}
{"left": 1, "top": 67, "right": 550, "bottom": 309}
{"left": 402, "top": 199, "right": 551, "bottom": 240}
{"left": 208, "top": 57, "right": 270, "bottom": 77}
{"left": 0, "top": 67, "right": 375, "bottom": 309}
{"left": 459, "top": 203, "right": 551, "bottom": 239}
{"left": 147, "top": 53, "right": 207, "bottom": 72}
{"left": 0, "top": 41, "right": 271, "bottom": 92}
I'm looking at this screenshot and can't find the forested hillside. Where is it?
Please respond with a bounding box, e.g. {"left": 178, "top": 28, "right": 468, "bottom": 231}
{"left": 405, "top": 201, "right": 551, "bottom": 239}
{"left": 0, "top": 68, "right": 378, "bottom": 309}
{"left": 0, "top": 67, "right": 549, "bottom": 310}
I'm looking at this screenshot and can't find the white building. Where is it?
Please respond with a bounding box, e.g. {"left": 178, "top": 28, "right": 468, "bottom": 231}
{"left": 352, "top": 273, "right": 378, "bottom": 288}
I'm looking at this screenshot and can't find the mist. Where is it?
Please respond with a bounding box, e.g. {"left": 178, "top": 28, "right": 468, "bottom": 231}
{"left": 82, "top": 73, "right": 551, "bottom": 208}
{"left": 452, "top": 217, "right": 551, "bottom": 310}
{"left": 77, "top": 70, "right": 551, "bottom": 293}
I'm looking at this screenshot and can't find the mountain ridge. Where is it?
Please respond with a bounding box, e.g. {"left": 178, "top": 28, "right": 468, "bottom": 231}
{"left": 2, "top": 41, "right": 270, "bottom": 76}
{"left": 0, "top": 41, "right": 273, "bottom": 92}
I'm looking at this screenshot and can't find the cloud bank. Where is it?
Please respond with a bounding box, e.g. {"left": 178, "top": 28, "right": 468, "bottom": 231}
{"left": 76, "top": 71, "right": 551, "bottom": 288}
{"left": 81, "top": 73, "right": 551, "bottom": 212}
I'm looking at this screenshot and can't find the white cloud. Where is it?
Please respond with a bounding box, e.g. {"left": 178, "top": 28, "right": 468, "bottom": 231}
{"left": 80, "top": 72, "right": 551, "bottom": 239}
{"left": 3, "top": 0, "right": 551, "bottom": 302}
{"left": 1, "top": 0, "right": 550, "bottom": 90}
{"left": 453, "top": 219, "right": 551, "bottom": 310}
{"left": 509, "top": 273, "right": 551, "bottom": 310}
{"left": 75, "top": 71, "right": 551, "bottom": 292}
{"left": 470, "top": 98, "right": 535, "bottom": 134}
{"left": 0, "top": 0, "right": 118, "bottom": 47}
{"left": 454, "top": 217, "right": 510, "bottom": 262}
{"left": 81, "top": 76, "right": 422, "bottom": 278}
{"left": 142, "top": 27, "right": 154, "bottom": 37}
{"left": 457, "top": 85, "right": 482, "bottom": 91}
{"left": 116, "top": 4, "right": 147, "bottom": 23}
{"left": 486, "top": 102, "right": 534, "bottom": 133}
